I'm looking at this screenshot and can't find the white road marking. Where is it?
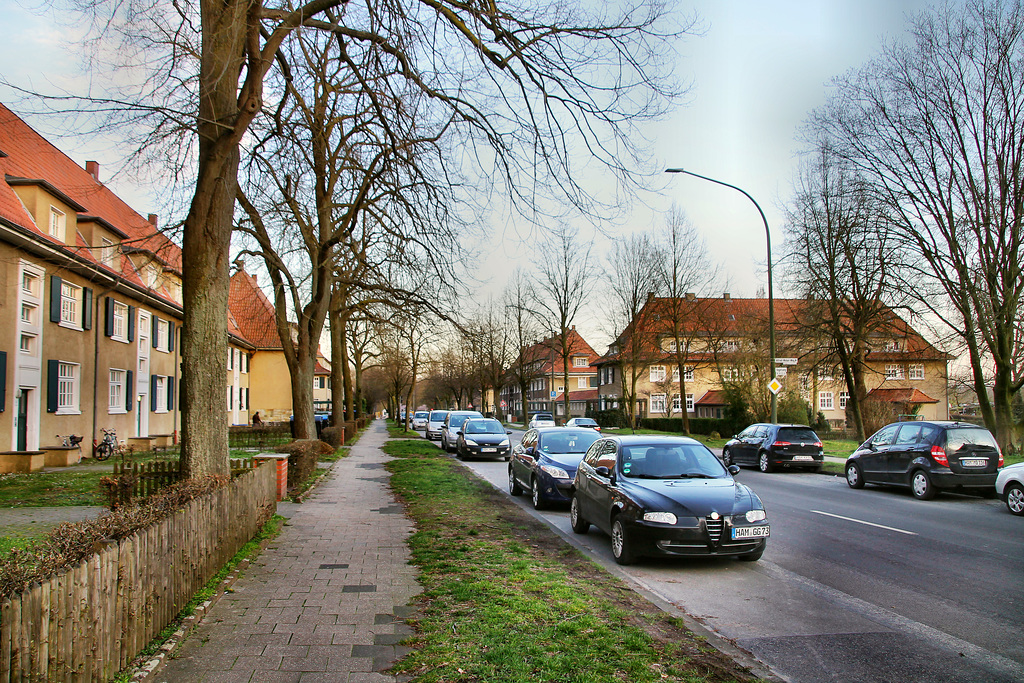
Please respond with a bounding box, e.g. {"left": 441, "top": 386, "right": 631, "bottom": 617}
{"left": 810, "top": 509, "right": 917, "bottom": 535}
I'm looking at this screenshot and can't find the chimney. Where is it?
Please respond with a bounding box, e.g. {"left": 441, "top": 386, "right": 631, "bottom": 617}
{"left": 85, "top": 160, "right": 99, "bottom": 181}
{"left": 646, "top": 291, "right": 655, "bottom": 303}
{"left": 571, "top": 325, "right": 576, "bottom": 331}
{"left": 148, "top": 213, "right": 158, "bottom": 228}
{"left": 685, "top": 292, "right": 695, "bottom": 301}
{"left": 723, "top": 292, "right": 731, "bottom": 301}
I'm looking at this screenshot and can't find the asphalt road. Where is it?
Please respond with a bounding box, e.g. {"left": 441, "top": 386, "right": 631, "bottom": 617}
{"left": 436, "top": 428, "right": 1024, "bottom": 683}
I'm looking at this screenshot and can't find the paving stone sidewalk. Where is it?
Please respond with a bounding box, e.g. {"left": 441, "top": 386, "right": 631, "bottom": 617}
{"left": 158, "top": 420, "right": 421, "bottom": 683}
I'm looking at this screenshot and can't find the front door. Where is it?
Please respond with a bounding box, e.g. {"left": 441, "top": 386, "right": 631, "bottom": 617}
{"left": 15, "top": 389, "right": 28, "bottom": 451}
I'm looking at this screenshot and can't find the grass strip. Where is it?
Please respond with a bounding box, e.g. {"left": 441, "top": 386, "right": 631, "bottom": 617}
{"left": 383, "top": 439, "right": 755, "bottom": 683}
{"left": 0, "top": 470, "right": 106, "bottom": 507}
{"left": 113, "top": 514, "right": 286, "bottom": 682}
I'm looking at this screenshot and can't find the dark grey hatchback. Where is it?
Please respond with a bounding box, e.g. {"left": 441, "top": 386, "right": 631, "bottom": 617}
{"left": 845, "top": 421, "right": 1002, "bottom": 500}
{"left": 723, "top": 424, "right": 824, "bottom": 473}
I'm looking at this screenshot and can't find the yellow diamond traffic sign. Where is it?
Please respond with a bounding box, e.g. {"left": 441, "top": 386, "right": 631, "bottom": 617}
{"left": 767, "top": 378, "right": 783, "bottom": 395}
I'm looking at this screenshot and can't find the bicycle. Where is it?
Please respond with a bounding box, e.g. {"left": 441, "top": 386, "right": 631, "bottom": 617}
{"left": 57, "top": 434, "right": 84, "bottom": 448}
{"left": 95, "top": 428, "right": 130, "bottom": 461}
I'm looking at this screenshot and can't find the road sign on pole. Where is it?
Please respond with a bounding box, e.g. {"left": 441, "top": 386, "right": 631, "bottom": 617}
{"left": 767, "top": 378, "right": 783, "bottom": 395}
{"left": 775, "top": 357, "right": 798, "bottom": 366}
{"left": 774, "top": 367, "right": 788, "bottom": 378}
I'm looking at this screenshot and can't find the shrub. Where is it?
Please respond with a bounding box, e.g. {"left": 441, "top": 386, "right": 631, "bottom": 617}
{"left": 275, "top": 439, "right": 334, "bottom": 490}
{"left": 588, "top": 408, "right": 629, "bottom": 428}
{"left": 637, "top": 417, "right": 732, "bottom": 436}
{"left": 321, "top": 426, "right": 343, "bottom": 448}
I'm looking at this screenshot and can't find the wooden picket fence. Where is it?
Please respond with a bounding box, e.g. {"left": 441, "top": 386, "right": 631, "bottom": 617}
{"left": 0, "top": 461, "right": 276, "bottom": 682}
{"left": 107, "top": 459, "right": 257, "bottom": 507}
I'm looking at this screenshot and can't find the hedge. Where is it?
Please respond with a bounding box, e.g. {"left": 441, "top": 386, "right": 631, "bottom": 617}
{"left": 638, "top": 417, "right": 734, "bottom": 436}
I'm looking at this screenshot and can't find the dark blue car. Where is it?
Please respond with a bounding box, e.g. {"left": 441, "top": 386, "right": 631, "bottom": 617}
{"left": 509, "top": 427, "right": 602, "bottom": 510}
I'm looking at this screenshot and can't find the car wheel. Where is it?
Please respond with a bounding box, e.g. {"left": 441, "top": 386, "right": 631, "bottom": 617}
{"left": 846, "top": 462, "right": 865, "bottom": 489}
{"left": 531, "top": 477, "right": 547, "bottom": 510}
{"left": 509, "top": 467, "right": 523, "bottom": 496}
{"left": 1005, "top": 483, "right": 1024, "bottom": 516}
{"left": 722, "top": 447, "right": 733, "bottom": 467}
{"left": 570, "top": 495, "right": 590, "bottom": 534}
{"left": 758, "top": 452, "right": 774, "bottom": 473}
{"left": 738, "top": 545, "right": 764, "bottom": 562}
{"left": 911, "top": 469, "right": 937, "bottom": 500}
{"left": 610, "top": 516, "right": 635, "bottom": 565}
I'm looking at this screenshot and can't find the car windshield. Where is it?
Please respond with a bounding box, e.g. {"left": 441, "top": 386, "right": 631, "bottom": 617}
{"left": 429, "top": 411, "right": 447, "bottom": 421}
{"left": 945, "top": 427, "right": 999, "bottom": 452}
{"left": 538, "top": 431, "right": 601, "bottom": 454}
{"left": 777, "top": 428, "right": 818, "bottom": 442}
{"left": 465, "top": 420, "right": 505, "bottom": 434}
{"left": 450, "top": 415, "right": 471, "bottom": 428}
{"left": 414, "top": 412, "right": 429, "bottom": 418}
{"left": 619, "top": 443, "right": 727, "bottom": 479}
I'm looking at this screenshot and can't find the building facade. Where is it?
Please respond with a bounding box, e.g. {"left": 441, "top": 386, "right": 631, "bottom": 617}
{"left": 500, "top": 327, "right": 600, "bottom": 421}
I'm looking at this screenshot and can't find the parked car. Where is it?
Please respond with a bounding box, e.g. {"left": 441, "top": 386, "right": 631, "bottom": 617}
{"left": 509, "top": 427, "right": 603, "bottom": 509}
{"left": 529, "top": 412, "right": 556, "bottom": 428}
{"left": 845, "top": 421, "right": 1002, "bottom": 500}
{"left": 570, "top": 435, "right": 768, "bottom": 565}
{"left": 425, "top": 410, "right": 450, "bottom": 441}
{"left": 723, "top": 423, "right": 823, "bottom": 472}
{"left": 411, "top": 411, "right": 430, "bottom": 430}
{"left": 441, "top": 410, "right": 484, "bottom": 452}
{"left": 996, "top": 462, "right": 1024, "bottom": 516}
{"left": 455, "top": 418, "right": 513, "bottom": 461}
{"left": 565, "top": 417, "right": 601, "bottom": 432}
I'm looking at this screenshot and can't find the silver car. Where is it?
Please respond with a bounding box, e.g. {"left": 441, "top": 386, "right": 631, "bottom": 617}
{"left": 425, "top": 410, "right": 449, "bottom": 440}
{"left": 996, "top": 461, "right": 1024, "bottom": 516}
{"left": 411, "top": 411, "right": 430, "bottom": 430}
{"left": 529, "top": 412, "right": 556, "bottom": 429}
{"left": 441, "top": 410, "right": 484, "bottom": 452}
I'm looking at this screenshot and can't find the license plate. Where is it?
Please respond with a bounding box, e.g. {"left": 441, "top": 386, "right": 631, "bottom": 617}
{"left": 732, "top": 526, "right": 770, "bottom": 539}
{"left": 792, "top": 455, "right": 813, "bottom": 461}
{"left": 481, "top": 448, "right": 496, "bottom": 453}
{"left": 961, "top": 458, "right": 986, "bottom": 467}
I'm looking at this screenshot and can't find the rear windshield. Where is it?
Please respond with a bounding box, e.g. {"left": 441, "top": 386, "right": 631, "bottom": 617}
{"left": 414, "top": 412, "right": 429, "bottom": 418}
{"left": 778, "top": 428, "right": 819, "bottom": 442}
{"left": 429, "top": 411, "right": 448, "bottom": 421}
{"left": 534, "top": 413, "right": 553, "bottom": 420}
{"left": 944, "top": 428, "right": 999, "bottom": 452}
{"left": 574, "top": 419, "right": 597, "bottom": 425}
{"left": 538, "top": 430, "right": 601, "bottom": 454}
{"left": 464, "top": 420, "right": 505, "bottom": 434}
{"left": 450, "top": 413, "right": 480, "bottom": 428}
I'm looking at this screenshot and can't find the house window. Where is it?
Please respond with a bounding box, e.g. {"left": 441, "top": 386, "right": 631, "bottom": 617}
{"left": 885, "top": 364, "right": 904, "bottom": 379}
{"left": 49, "top": 207, "right": 66, "bottom": 241}
{"left": 683, "top": 366, "right": 694, "bottom": 382}
{"left": 600, "top": 366, "right": 614, "bottom": 385}
{"left": 20, "top": 303, "right": 35, "bottom": 324}
{"left": 227, "top": 385, "right": 234, "bottom": 409}
{"left": 686, "top": 393, "right": 694, "bottom": 412}
{"left": 58, "top": 362, "right": 79, "bottom": 413}
{"left": 156, "top": 319, "right": 170, "bottom": 352}
{"left": 19, "top": 334, "right": 34, "bottom": 353}
{"left": 723, "top": 340, "right": 739, "bottom": 353}
{"left": 60, "top": 281, "right": 80, "bottom": 326}
{"left": 818, "top": 369, "right": 833, "bottom": 382}
{"left": 573, "top": 356, "right": 588, "bottom": 367}
{"left": 651, "top": 394, "right": 667, "bottom": 413}
{"left": 839, "top": 391, "right": 850, "bottom": 409}
{"left": 884, "top": 340, "right": 901, "bottom": 352}
{"left": 649, "top": 365, "right": 666, "bottom": 382}
{"left": 112, "top": 301, "right": 128, "bottom": 340}
{"left": 672, "top": 394, "right": 681, "bottom": 412}
{"left": 155, "top": 376, "right": 167, "bottom": 412}
{"left": 577, "top": 377, "right": 588, "bottom": 389}
{"left": 100, "top": 238, "right": 116, "bottom": 267}
{"left": 909, "top": 364, "right": 925, "bottom": 380}
{"left": 819, "top": 391, "right": 834, "bottom": 410}
{"left": 800, "top": 374, "right": 811, "bottom": 390}
{"left": 242, "top": 354, "right": 248, "bottom": 373}
{"left": 109, "top": 369, "right": 126, "bottom": 412}
{"left": 722, "top": 366, "right": 739, "bottom": 381}
{"left": 22, "top": 271, "right": 38, "bottom": 295}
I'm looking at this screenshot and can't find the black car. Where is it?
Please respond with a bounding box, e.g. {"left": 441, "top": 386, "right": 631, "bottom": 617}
{"left": 570, "top": 435, "right": 769, "bottom": 565}
{"left": 723, "top": 423, "right": 824, "bottom": 473}
{"left": 509, "top": 427, "right": 603, "bottom": 510}
{"left": 455, "top": 418, "right": 512, "bottom": 460}
{"left": 845, "top": 421, "right": 1002, "bottom": 500}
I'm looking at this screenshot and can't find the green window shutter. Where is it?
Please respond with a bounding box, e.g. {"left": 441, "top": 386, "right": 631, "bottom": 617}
{"left": 104, "top": 297, "right": 115, "bottom": 337}
{"left": 245, "top": 387, "right": 249, "bottom": 410}
{"left": 127, "top": 306, "right": 136, "bottom": 341}
{"left": 167, "top": 376, "right": 175, "bottom": 410}
{"left": 82, "top": 288, "right": 93, "bottom": 330}
{"left": 151, "top": 316, "right": 159, "bottom": 348}
{"left": 168, "top": 322, "right": 175, "bottom": 352}
{"left": 126, "top": 370, "right": 134, "bottom": 412}
{"left": 150, "top": 375, "right": 158, "bottom": 412}
{"left": 46, "top": 359, "right": 60, "bottom": 413}
{"left": 0, "top": 351, "right": 7, "bottom": 412}
{"left": 49, "top": 275, "right": 62, "bottom": 323}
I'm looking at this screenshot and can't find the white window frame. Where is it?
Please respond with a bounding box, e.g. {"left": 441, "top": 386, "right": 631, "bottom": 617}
{"left": 19, "top": 334, "right": 34, "bottom": 354}
{"left": 156, "top": 319, "right": 170, "bottom": 352}
{"left": 154, "top": 376, "right": 168, "bottom": 413}
{"left": 577, "top": 377, "right": 588, "bottom": 389}
{"left": 722, "top": 366, "right": 739, "bottom": 381}
{"left": 686, "top": 393, "right": 694, "bottom": 412}
{"left": 819, "top": 391, "right": 834, "bottom": 410}
{"left": 839, "top": 391, "right": 850, "bottom": 409}
{"left": 649, "top": 365, "right": 666, "bottom": 382}
{"left": 908, "top": 364, "right": 925, "bottom": 380}
{"left": 21, "top": 303, "right": 36, "bottom": 324}
{"left": 672, "top": 394, "right": 681, "bottom": 413}
{"left": 49, "top": 206, "right": 66, "bottom": 241}
{"left": 109, "top": 369, "right": 126, "bottom": 413}
{"left": 57, "top": 362, "right": 80, "bottom": 414}
{"left": 650, "top": 393, "right": 667, "bottom": 414}
{"left": 884, "top": 340, "right": 901, "bottom": 352}
{"left": 573, "top": 356, "right": 588, "bottom": 368}
{"left": 885, "top": 364, "right": 904, "bottom": 380}
{"left": 112, "top": 301, "right": 129, "bottom": 341}
{"left": 60, "top": 281, "right": 81, "bottom": 328}
{"left": 22, "top": 271, "right": 39, "bottom": 296}
{"left": 723, "top": 340, "right": 739, "bottom": 353}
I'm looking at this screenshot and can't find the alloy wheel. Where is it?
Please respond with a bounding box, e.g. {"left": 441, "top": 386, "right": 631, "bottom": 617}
{"left": 1006, "top": 484, "right": 1024, "bottom": 515}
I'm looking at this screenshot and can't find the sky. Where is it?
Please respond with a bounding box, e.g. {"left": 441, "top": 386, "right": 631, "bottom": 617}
{"left": 0, "top": 0, "right": 943, "bottom": 352}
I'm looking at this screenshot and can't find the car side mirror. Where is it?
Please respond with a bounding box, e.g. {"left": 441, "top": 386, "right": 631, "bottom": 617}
{"left": 728, "top": 465, "right": 741, "bottom": 475}
{"left": 507, "top": 430, "right": 513, "bottom": 434}
{"left": 595, "top": 466, "right": 611, "bottom": 477}
{"left": 457, "top": 430, "right": 463, "bottom": 436}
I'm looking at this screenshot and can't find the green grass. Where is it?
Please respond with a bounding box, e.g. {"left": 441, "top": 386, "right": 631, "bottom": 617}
{"left": 386, "top": 420, "right": 420, "bottom": 438}
{"left": 0, "top": 470, "right": 106, "bottom": 507}
{"left": 382, "top": 439, "right": 755, "bottom": 683}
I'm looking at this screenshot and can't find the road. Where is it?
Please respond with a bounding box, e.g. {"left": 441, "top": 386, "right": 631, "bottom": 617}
{"left": 438, "top": 428, "right": 1024, "bottom": 683}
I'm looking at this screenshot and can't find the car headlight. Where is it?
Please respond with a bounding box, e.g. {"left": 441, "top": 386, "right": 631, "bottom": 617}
{"left": 745, "top": 509, "right": 766, "bottom": 523}
{"left": 643, "top": 512, "right": 677, "bottom": 524}
{"left": 539, "top": 465, "right": 569, "bottom": 479}
{"left": 464, "top": 439, "right": 478, "bottom": 446}
{"left": 499, "top": 438, "right": 510, "bottom": 447}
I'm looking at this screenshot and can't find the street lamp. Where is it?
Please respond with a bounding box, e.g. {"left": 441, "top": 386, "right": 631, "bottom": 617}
{"left": 665, "top": 168, "right": 777, "bottom": 423}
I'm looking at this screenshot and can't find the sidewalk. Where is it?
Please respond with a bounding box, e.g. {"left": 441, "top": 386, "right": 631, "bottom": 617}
{"left": 157, "top": 420, "right": 421, "bottom": 683}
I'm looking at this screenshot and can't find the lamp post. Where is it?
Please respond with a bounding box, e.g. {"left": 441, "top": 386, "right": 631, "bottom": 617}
{"left": 665, "top": 168, "right": 777, "bottom": 423}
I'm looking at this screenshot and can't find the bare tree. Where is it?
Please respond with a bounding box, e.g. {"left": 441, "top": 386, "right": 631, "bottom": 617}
{"left": 817, "top": 0, "right": 1024, "bottom": 450}
{"left": 504, "top": 269, "right": 546, "bottom": 425}
{"left": 533, "top": 225, "right": 596, "bottom": 421}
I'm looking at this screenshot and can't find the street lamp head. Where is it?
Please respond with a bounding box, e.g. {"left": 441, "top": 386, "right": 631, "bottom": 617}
{"left": 664, "top": 168, "right": 685, "bottom": 174}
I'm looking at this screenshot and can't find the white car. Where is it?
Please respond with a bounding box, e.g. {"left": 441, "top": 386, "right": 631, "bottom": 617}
{"left": 411, "top": 411, "right": 430, "bottom": 430}
{"left": 996, "top": 462, "right": 1024, "bottom": 516}
{"left": 425, "top": 410, "right": 450, "bottom": 441}
{"left": 565, "top": 417, "right": 601, "bottom": 431}
{"left": 529, "top": 412, "right": 556, "bottom": 428}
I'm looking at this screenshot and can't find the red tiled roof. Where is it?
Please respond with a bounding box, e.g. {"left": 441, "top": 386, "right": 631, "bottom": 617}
{"left": 228, "top": 268, "right": 282, "bottom": 349}
{"left": 866, "top": 387, "right": 939, "bottom": 404}
{"left": 695, "top": 389, "right": 728, "bottom": 406}
{"left": 554, "top": 389, "right": 600, "bottom": 402}
{"left": 516, "top": 328, "right": 601, "bottom": 374}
